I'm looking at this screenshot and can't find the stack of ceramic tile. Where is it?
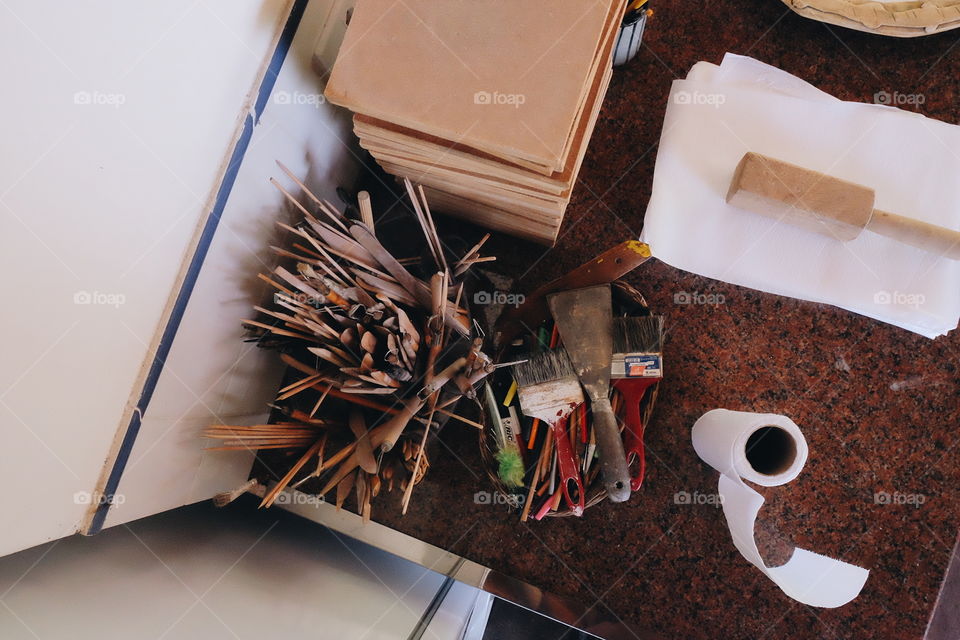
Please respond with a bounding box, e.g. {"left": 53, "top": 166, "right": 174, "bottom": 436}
{"left": 324, "top": 0, "right": 623, "bottom": 244}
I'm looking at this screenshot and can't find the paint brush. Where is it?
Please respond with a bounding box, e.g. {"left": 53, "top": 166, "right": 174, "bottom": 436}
{"left": 212, "top": 478, "right": 259, "bottom": 507}
{"left": 611, "top": 315, "right": 663, "bottom": 491}
{"left": 514, "top": 348, "right": 587, "bottom": 515}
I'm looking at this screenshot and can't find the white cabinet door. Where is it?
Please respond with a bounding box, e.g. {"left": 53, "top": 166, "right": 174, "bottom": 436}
{"left": 0, "top": 0, "right": 299, "bottom": 556}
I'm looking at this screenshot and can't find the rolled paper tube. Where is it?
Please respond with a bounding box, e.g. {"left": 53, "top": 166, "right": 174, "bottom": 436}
{"left": 691, "top": 409, "right": 869, "bottom": 607}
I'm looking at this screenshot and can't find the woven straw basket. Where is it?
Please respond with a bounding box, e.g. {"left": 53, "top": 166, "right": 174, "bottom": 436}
{"left": 782, "top": 0, "right": 960, "bottom": 36}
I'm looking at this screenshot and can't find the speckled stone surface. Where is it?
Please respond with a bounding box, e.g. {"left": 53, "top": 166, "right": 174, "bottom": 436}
{"left": 274, "top": 3, "right": 960, "bottom": 638}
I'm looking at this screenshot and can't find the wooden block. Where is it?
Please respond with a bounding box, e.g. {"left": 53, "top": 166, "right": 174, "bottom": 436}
{"left": 728, "top": 152, "right": 960, "bottom": 260}
{"left": 421, "top": 186, "right": 562, "bottom": 245}
{"left": 726, "top": 152, "right": 874, "bottom": 241}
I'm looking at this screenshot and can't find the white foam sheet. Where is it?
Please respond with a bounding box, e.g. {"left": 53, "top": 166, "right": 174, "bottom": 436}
{"left": 692, "top": 409, "right": 869, "bottom": 608}
{"left": 641, "top": 54, "right": 960, "bottom": 338}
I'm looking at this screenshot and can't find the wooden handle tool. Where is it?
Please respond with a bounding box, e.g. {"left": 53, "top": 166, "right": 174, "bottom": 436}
{"left": 378, "top": 357, "right": 467, "bottom": 452}
{"left": 727, "top": 152, "right": 960, "bottom": 260}
{"left": 349, "top": 223, "right": 470, "bottom": 335}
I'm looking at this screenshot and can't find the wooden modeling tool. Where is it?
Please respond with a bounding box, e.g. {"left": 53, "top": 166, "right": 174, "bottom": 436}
{"left": 727, "top": 152, "right": 960, "bottom": 260}
{"left": 495, "top": 240, "right": 652, "bottom": 347}
{"left": 234, "top": 172, "right": 498, "bottom": 519}
{"left": 514, "top": 349, "right": 587, "bottom": 516}
{"left": 377, "top": 357, "right": 467, "bottom": 453}
{"left": 357, "top": 190, "right": 375, "bottom": 230}
{"left": 611, "top": 316, "right": 664, "bottom": 491}
{"left": 348, "top": 409, "right": 377, "bottom": 474}
{"left": 547, "top": 285, "right": 632, "bottom": 503}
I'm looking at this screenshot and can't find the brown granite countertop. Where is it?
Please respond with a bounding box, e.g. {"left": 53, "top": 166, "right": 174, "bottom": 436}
{"left": 261, "top": 2, "right": 960, "bottom": 638}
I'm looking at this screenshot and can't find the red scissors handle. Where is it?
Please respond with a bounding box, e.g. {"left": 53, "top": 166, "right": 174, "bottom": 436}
{"left": 613, "top": 378, "right": 657, "bottom": 491}
{"left": 549, "top": 417, "right": 585, "bottom": 516}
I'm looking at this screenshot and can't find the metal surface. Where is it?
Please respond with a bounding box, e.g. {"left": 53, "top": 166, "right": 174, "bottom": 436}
{"left": 407, "top": 568, "right": 460, "bottom": 640}
{"left": 263, "top": 487, "right": 652, "bottom": 639}
{"left": 547, "top": 286, "right": 613, "bottom": 395}
{"left": 613, "top": 8, "right": 647, "bottom": 67}
{"left": 547, "top": 286, "right": 632, "bottom": 502}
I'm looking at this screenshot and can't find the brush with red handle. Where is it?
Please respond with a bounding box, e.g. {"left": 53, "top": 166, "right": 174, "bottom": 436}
{"left": 514, "top": 348, "right": 586, "bottom": 516}
{"left": 611, "top": 316, "right": 663, "bottom": 491}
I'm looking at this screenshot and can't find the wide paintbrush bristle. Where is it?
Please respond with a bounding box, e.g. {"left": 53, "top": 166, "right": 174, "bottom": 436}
{"left": 513, "top": 348, "right": 577, "bottom": 387}
{"left": 613, "top": 316, "right": 664, "bottom": 354}
{"left": 513, "top": 348, "right": 583, "bottom": 423}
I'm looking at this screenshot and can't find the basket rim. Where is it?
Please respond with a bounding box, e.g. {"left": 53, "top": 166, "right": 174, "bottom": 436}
{"left": 783, "top": 0, "right": 960, "bottom": 36}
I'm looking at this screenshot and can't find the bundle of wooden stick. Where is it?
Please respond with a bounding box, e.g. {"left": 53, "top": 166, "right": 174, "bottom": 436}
{"left": 205, "top": 165, "right": 496, "bottom": 519}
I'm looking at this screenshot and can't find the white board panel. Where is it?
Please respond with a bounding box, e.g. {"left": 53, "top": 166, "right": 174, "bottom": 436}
{"left": 0, "top": 0, "right": 292, "bottom": 556}
{"left": 102, "top": 0, "right": 360, "bottom": 529}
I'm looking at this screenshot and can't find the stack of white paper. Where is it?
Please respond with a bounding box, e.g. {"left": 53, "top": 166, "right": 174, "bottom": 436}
{"left": 641, "top": 53, "right": 960, "bottom": 338}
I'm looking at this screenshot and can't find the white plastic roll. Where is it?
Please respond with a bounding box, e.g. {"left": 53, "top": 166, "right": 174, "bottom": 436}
{"left": 692, "top": 409, "right": 869, "bottom": 607}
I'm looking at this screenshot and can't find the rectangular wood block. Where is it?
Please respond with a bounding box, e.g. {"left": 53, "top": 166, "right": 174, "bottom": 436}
{"left": 726, "top": 152, "right": 876, "bottom": 241}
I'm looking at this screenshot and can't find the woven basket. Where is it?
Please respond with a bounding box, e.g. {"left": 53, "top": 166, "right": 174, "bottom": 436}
{"left": 782, "top": 0, "right": 960, "bottom": 37}
{"left": 479, "top": 281, "right": 660, "bottom": 518}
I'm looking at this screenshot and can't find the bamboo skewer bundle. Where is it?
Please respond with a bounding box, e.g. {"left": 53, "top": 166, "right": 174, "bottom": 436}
{"left": 206, "top": 168, "right": 496, "bottom": 518}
